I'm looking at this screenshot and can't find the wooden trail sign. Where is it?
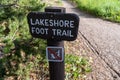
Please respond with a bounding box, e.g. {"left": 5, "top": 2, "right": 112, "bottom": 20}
{"left": 27, "top": 12, "right": 79, "bottom": 41}
{"left": 27, "top": 7, "right": 80, "bottom": 80}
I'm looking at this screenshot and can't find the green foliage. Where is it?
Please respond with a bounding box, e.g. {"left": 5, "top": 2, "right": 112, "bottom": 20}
{"left": 0, "top": 0, "right": 46, "bottom": 79}
{"left": 72, "top": 0, "right": 120, "bottom": 22}
{"left": 65, "top": 54, "right": 91, "bottom": 80}
{"left": 0, "top": 0, "right": 45, "bottom": 21}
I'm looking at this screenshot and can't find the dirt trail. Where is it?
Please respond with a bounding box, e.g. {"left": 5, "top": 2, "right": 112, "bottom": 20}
{"left": 62, "top": 0, "right": 120, "bottom": 80}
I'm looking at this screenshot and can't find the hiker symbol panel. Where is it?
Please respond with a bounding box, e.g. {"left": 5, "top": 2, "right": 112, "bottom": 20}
{"left": 46, "top": 47, "right": 64, "bottom": 62}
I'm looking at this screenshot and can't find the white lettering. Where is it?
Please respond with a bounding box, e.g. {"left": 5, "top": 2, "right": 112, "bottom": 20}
{"left": 68, "top": 30, "right": 74, "bottom": 37}
{"left": 54, "top": 20, "right": 59, "bottom": 26}
{"left": 31, "top": 27, "right": 48, "bottom": 35}
{"left": 32, "top": 27, "right": 35, "bottom": 33}
{"left": 35, "top": 19, "right": 40, "bottom": 25}
{"left": 62, "top": 30, "right": 67, "bottom": 36}
{"left": 65, "top": 20, "right": 69, "bottom": 27}
{"left": 59, "top": 20, "right": 64, "bottom": 27}
{"left": 45, "top": 19, "right": 49, "bottom": 26}
{"left": 30, "top": 19, "right": 75, "bottom": 28}
{"left": 52, "top": 29, "right": 56, "bottom": 35}
{"left": 44, "top": 28, "right": 48, "bottom": 34}
{"left": 40, "top": 28, "right": 44, "bottom": 34}
{"left": 70, "top": 21, "right": 74, "bottom": 28}
{"left": 39, "top": 19, "right": 44, "bottom": 26}
{"left": 49, "top": 19, "right": 54, "bottom": 26}
{"left": 57, "top": 29, "right": 62, "bottom": 36}
{"left": 36, "top": 28, "right": 40, "bottom": 34}
{"left": 30, "top": 19, "right": 35, "bottom": 25}
{"left": 52, "top": 29, "right": 74, "bottom": 37}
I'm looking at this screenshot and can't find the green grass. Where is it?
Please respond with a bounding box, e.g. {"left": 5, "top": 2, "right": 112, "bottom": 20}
{"left": 0, "top": 0, "right": 91, "bottom": 79}
{"left": 71, "top": 0, "right": 120, "bottom": 22}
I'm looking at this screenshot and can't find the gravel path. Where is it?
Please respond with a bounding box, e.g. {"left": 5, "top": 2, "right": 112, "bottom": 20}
{"left": 62, "top": 0, "right": 120, "bottom": 80}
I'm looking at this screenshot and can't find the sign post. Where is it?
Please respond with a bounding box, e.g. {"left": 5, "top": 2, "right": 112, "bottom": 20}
{"left": 27, "top": 7, "right": 79, "bottom": 80}
{"left": 45, "top": 7, "right": 65, "bottom": 80}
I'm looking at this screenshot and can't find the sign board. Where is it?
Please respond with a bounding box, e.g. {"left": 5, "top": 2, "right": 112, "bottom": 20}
{"left": 46, "top": 47, "right": 64, "bottom": 62}
{"left": 27, "top": 12, "right": 79, "bottom": 41}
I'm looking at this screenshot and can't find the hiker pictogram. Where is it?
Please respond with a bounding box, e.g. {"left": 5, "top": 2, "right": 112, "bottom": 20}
{"left": 46, "top": 47, "right": 64, "bottom": 62}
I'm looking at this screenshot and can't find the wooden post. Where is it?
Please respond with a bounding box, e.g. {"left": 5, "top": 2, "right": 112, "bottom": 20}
{"left": 45, "top": 7, "right": 65, "bottom": 80}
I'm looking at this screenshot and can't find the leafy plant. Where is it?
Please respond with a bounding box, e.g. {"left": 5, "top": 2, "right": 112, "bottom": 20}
{"left": 65, "top": 54, "right": 91, "bottom": 80}
{"left": 0, "top": 0, "right": 46, "bottom": 79}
